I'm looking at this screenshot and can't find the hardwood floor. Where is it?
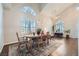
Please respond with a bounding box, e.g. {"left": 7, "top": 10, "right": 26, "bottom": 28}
{"left": 0, "top": 38, "right": 78, "bottom": 56}
{"left": 51, "top": 38, "right": 78, "bottom": 56}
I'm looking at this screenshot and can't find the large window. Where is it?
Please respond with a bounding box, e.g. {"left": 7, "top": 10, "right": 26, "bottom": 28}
{"left": 55, "top": 20, "right": 64, "bottom": 33}
{"left": 20, "top": 7, "right": 37, "bottom": 34}
{"left": 21, "top": 17, "right": 37, "bottom": 34}
{"left": 22, "top": 6, "right": 36, "bottom": 16}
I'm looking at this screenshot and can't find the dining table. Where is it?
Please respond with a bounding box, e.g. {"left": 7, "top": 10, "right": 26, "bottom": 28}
{"left": 23, "top": 34, "right": 54, "bottom": 41}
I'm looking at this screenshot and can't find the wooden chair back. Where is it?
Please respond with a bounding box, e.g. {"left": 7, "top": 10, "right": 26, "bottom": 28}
{"left": 16, "top": 32, "right": 20, "bottom": 42}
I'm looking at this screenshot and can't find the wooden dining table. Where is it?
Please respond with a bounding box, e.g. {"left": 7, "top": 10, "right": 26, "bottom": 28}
{"left": 22, "top": 34, "right": 54, "bottom": 53}
{"left": 24, "top": 35, "right": 41, "bottom": 38}
{"left": 24, "top": 34, "right": 54, "bottom": 37}
{"left": 23, "top": 34, "right": 54, "bottom": 41}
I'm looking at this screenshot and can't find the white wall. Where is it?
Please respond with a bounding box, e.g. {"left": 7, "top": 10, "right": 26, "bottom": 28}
{"left": 40, "top": 4, "right": 79, "bottom": 38}
{"left": 39, "top": 12, "right": 53, "bottom": 34}
{"left": 0, "top": 4, "right": 3, "bottom": 53}
{"left": 77, "top": 18, "right": 79, "bottom": 38}
{"left": 46, "top": 5, "right": 79, "bottom": 38}
{"left": 4, "top": 4, "right": 40, "bottom": 45}
{"left": 60, "top": 6, "right": 79, "bottom": 38}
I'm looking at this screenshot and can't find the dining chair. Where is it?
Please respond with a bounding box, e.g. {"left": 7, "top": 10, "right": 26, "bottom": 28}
{"left": 36, "top": 36, "right": 43, "bottom": 49}
{"left": 46, "top": 32, "right": 51, "bottom": 45}
{"left": 16, "top": 32, "right": 27, "bottom": 56}
{"left": 41, "top": 35, "right": 47, "bottom": 47}
{"left": 46, "top": 35, "right": 51, "bottom": 45}
{"left": 26, "top": 38, "right": 33, "bottom": 53}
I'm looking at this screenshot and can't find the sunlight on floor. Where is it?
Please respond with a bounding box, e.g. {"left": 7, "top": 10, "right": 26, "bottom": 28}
{"left": 51, "top": 39, "right": 67, "bottom": 56}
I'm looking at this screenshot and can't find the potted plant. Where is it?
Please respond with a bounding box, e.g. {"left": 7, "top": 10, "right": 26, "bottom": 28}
{"left": 65, "top": 29, "right": 70, "bottom": 39}
{"left": 36, "top": 28, "right": 42, "bottom": 35}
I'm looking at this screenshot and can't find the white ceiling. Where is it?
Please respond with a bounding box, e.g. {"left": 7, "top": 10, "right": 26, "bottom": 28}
{"left": 2, "top": 3, "right": 76, "bottom": 18}
{"left": 41, "top": 3, "right": 74, "bottom": 17}
{"left": 2, "top": 3, "right": 47, "bottom": 11}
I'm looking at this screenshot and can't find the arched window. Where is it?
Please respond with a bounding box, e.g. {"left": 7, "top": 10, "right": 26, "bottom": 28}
{"left": 20, "top": 7, "right": 37, "bottom": 34}
{"left": 55, "top": 19, "right": 64, "bottom": 33}
{"left": 22, "top": 6, "right": 36, "bottom": 16}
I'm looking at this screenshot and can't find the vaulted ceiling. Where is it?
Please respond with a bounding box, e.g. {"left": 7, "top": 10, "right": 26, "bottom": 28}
{"left": 2, "top": 3, "right": 47, "bottom": 11}
{"left": 2, "top": 3, "right": 79, "bottom": 18}
{"left": 40, "top": 3, "right": 74, "bottom": 17}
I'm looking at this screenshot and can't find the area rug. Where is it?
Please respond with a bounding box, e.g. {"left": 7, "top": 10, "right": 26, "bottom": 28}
{"left": 8, "top": 39, "right": 62, "bottom": 56}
